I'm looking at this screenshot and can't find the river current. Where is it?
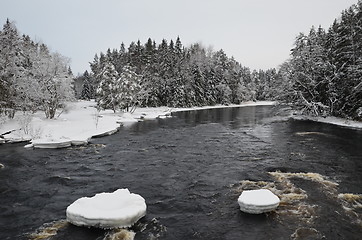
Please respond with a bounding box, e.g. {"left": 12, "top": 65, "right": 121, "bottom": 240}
{"left": 0, "top": 105, "right": 361, "bottom": 239}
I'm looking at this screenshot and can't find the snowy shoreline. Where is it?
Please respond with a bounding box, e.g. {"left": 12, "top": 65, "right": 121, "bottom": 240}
{"left": 0, "top": 100, "right": 361, "bottom": 149}
{"left": 291, "top": 115, "right": 362, "bottom": 130}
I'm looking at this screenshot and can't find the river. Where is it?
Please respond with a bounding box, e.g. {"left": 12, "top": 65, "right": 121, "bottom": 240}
{"left": 0, "top": 105, "right": 361, "bottom": 239}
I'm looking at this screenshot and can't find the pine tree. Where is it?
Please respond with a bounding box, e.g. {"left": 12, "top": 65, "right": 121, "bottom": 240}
{"left": 204, "top": 66, "right": 217, "bottom": 105}
{"left": 192, "top": 64, "right": 206, "bottom": 106}
{"left": 117, "top": 65, "right": 142, "bottom": 112}
{"left": 175, "top": 36, "right": 183, "bottom": 57}
{"left": 0, "top": 19, "right": 22, "bottom": 117}
{"left": 17, "top": 34, "right": 39, "bottom": 112}
{"left": 96, "top": 61, "right": 119, "bottom": 112}
{"left": 81, "top": 70, "right": 94, "bottom": 100}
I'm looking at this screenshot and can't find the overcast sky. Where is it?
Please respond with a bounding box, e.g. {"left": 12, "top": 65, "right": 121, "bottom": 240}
{"left": 0, "top": 0, "right": 358, "bottom": 74}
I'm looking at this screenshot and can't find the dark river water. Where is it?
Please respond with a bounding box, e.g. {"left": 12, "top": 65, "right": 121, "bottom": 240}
{"left": 0, "top": 105, "right": 361, "bottom": 240}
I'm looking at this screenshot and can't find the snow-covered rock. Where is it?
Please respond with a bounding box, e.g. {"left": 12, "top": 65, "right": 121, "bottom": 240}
{"left": 238, "top": 189, "right": 280, "bottom": 214}
{"left": 66, "top": 189, "right": 146, "bottom": 229}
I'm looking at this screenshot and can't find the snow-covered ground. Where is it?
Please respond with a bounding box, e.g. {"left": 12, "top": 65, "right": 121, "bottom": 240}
{"left": 292, "top": 115, "right": 362, "bottom": 130}
{"left": 0, "top": 100, "right": 360, "bottom": 148}
{"left": 0, "top": 100, "right": 274, "bottom": 148}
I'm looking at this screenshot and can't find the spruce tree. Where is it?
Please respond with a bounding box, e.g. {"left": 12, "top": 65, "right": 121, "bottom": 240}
{"left": 117, "top": 65, "right": 142, "bottom": 112}
{"left": 81, "top": 70, "right": 94, "bottom": 100}
{"left": 96, "top": 61, "right": 119, "bottom": 112}
{"left": 0, "top": 19, "right": 22, "bottom": 117}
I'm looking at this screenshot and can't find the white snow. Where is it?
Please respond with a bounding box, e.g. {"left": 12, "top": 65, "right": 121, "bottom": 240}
{"left": 292, "top": 115, "right": 362, "bottom": 129}
{"left": 238, "top": 189, "right": 280, "bottom": 214}
{"left": 66, "top": 189, "right": 146, "bottom": 229}
{"left": 0, "top": 100, "right": 277, "bottom": 149}
{"left": 172, "top": 101, "right": 275, "bottom": 113}
{"left": 1, "top": 100, "right": 360, "bottom": 149}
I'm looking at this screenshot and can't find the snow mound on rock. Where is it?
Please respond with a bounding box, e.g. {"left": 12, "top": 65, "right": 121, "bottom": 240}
{"left": 238, "top": 189, "right": 280, "bottom": 214}
{"left": 66, "top": 189, "right": 146, "bottom": 229}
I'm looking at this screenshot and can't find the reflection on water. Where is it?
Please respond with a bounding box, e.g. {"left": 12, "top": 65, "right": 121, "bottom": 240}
{"left": 0, "top": 105, "right": 361, "bottom": 239}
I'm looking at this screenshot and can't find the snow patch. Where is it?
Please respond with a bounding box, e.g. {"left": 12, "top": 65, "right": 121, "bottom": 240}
{"left": 66, "top": 189, "right": 146, "bottom": 229}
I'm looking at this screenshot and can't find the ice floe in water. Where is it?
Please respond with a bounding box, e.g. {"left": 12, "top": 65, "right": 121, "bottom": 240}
{"left": 238, "top": 189, "right": 280, "bottom": 214}
{"left": 66, "top": 189, "right": 146, "bottom": 229}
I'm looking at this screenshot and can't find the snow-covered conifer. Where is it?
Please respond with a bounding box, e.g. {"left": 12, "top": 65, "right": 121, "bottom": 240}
{"left": 0, "top": 19, "right": 22, "bottom": 117}
{"left": 117, "top": 65, "right": 142, "bottom": 112}
{"left": 81, "top": 70, "right": 94, "bottom": 100}
{"left": 96, "top": 61, "right": 119, "bottom": 112}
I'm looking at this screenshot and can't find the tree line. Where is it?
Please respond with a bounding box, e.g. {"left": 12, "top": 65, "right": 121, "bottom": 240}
{"left": 0, "top": 19, "right": 74, "bottom": 119}
{"left": 81, "top": 37, "right": 278, "bottom": 112}
{"left": 81, "top": 1, "right": 361, "bottom": 120}
{"left": 277, "top": 0, "right": 362, "bottom": 120}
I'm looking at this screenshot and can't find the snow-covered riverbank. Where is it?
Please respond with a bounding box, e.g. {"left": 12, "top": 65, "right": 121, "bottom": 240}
{"left": 0, "top": 100, "right": 360, "bottom": 148}
{"left": 0, "top": 100, "right": 275, "bottom": 148}
{"left": 291, "top": 115, "right": 362, "bottom": 130}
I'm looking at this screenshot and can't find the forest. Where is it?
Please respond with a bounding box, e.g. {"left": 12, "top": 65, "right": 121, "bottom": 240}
{"left": 1, "top": 0, "right": 361, "bottom": 121}
{"left": 279, "top": 1, "right": 362, "bottom": 120}
{"left": 84, "top": 38, "right": 278, "bottom": 111}
{"left": 0, "top": 19, "right": 74, "bottom": 119}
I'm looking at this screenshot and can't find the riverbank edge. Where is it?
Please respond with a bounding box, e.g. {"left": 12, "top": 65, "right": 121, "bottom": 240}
{"left": 0, "top": 100, "right": 361, "bottom": 149}
{"left": 0, "top": 101, "right": 275, "bottom": 148}
{"left": 291, "top": 114, "right": 362, "bottom": 130}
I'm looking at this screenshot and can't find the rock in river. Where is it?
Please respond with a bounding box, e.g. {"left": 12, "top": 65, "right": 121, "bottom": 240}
{"left": 238, "top": 189, "right": 280, "bottom": 214}
{"left": 66, "top": 189, "right": 146, "bottom": 229}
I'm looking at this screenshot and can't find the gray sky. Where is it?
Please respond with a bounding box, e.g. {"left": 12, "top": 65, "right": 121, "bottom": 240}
{"left": 0, "top": 0, "right": 358, "bottom": 74}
